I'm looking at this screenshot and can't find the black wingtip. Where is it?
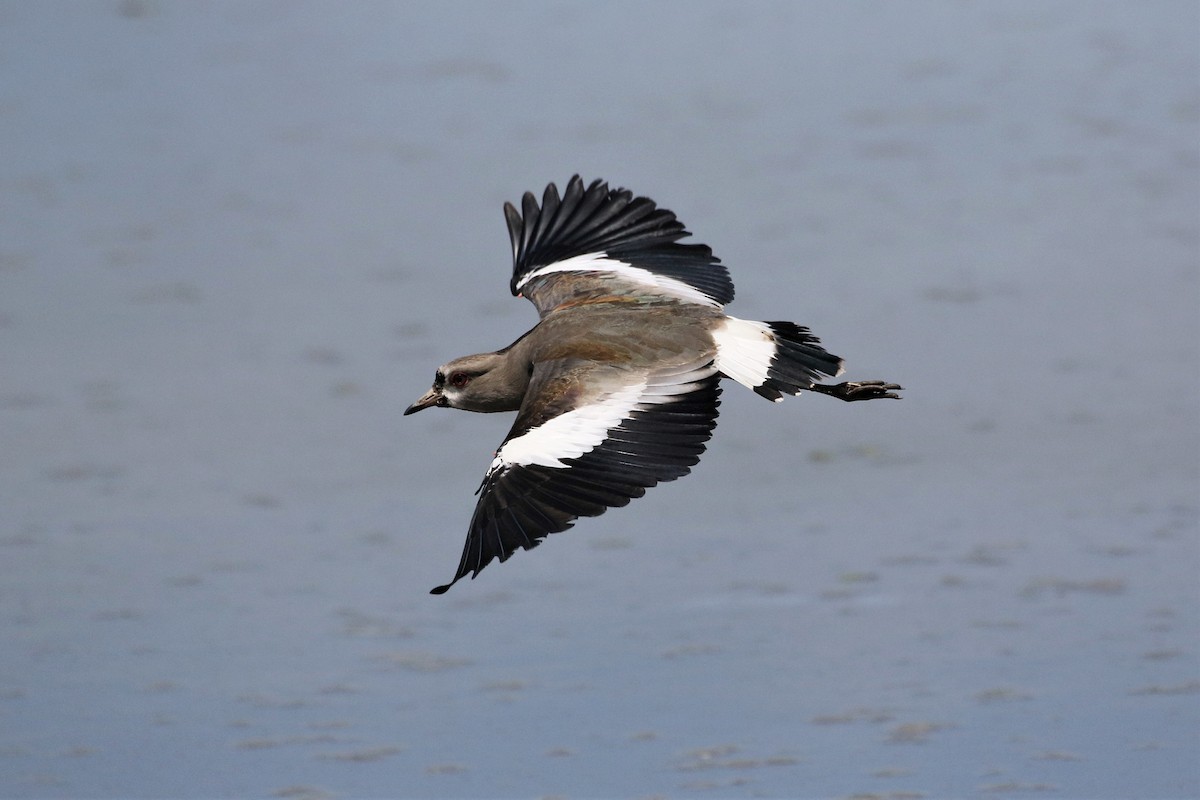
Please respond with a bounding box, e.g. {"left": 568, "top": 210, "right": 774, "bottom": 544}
{"left": 430, "top": 582, "right": 452, "bottom": 595}
{"left": 504, "top": 177, "right": 734, "bottom": 309}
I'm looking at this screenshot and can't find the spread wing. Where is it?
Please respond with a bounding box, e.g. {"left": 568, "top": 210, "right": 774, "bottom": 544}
{"left": 430, "top": 357, "right": 721, "bottom": 594}
{"left": 503, "top": 176, "right": 735, "bottom": 317}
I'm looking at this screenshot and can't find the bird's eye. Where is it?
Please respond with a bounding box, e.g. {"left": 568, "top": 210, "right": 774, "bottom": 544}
{"left": 449, "top": 372, "right": 470, "bottom": 388}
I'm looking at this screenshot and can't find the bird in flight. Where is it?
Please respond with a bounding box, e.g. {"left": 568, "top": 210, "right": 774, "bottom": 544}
{"left": 406, "top": 176, "right": 901, "bottom": 594}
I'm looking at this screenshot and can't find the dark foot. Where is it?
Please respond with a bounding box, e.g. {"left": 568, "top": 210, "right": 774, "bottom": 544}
{"left": 810, "top": 380, "right": 902, "bottom": 402}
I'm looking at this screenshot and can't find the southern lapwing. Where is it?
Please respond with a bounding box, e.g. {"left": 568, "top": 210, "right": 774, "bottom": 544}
{"left": 406, "top": 176, "right": 901, "bottom": 594}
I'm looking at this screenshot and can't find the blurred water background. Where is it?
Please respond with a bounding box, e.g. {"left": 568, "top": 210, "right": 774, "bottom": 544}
{"left": 1, "top": 2, "right": 1197, "bottom": 797}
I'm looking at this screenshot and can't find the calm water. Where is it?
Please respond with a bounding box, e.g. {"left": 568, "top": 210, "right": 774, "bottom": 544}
{"left": 1, "top": 2, "right": 1197, "bottom": 797}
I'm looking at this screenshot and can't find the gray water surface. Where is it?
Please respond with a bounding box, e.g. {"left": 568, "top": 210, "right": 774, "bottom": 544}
{"left": 1, "top": 2, "right": 1197, "bottom": 798}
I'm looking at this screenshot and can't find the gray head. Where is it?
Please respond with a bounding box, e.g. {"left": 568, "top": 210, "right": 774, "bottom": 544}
{"left": 404, "top": 351, "right": 527, "bottom": 415}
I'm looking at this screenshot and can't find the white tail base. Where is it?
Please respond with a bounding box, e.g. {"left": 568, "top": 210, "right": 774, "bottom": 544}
{"left": 712, "top": 317, "right": 781, "bottom": 400}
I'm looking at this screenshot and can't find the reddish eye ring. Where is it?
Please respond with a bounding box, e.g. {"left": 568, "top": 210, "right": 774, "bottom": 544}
{"left": 449, "top": 372, "right": 470, "bottom": 388}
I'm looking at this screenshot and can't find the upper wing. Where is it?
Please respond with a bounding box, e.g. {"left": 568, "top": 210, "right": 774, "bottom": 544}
{"left": 503, "top": 176, "right": 735, "bottom": 316}
{"left": 430, "top": 357, "right": 721, "bottom": 594}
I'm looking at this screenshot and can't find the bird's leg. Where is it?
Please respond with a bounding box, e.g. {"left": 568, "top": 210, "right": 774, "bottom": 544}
{"left": 809, "top": 380, "right": 902, "bottom": 402}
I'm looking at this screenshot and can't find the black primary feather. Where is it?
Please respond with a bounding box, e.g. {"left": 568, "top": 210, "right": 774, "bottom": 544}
{"left": 430, "top": 375, "right": 721, "bottom": 594}
{"left": 505, "top": 176, "right": 735, "bottom": 306}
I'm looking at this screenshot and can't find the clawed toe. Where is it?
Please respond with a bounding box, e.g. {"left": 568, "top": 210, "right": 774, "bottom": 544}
{"left": 847, "top": 380, "right": 903, "bottom": 400}
{"left": 811, "top": 380, "right": 903, "bottom": 402}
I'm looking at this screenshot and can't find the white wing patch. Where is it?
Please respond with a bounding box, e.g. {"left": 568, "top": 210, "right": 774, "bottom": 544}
{"left": 491, "top": 380, "right": 648, "bottom": 472}
{"left": 712, "top": 316, "right": 780, "bottom": 400}
{"left": 489, "top": 360, "right": 717, "bottom": 475}
{"left": 513, "top": 252, "right": 722, "bottom": 307}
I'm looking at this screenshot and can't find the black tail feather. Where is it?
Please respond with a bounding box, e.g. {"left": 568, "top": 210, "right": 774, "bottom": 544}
{"left": 752, "top": 321, "right": 843, "bottom": 400}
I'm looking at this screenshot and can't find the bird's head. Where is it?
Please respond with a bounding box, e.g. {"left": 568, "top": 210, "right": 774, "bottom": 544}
{"left": 404, "top": 352, "right": 523, "bottom": 415}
